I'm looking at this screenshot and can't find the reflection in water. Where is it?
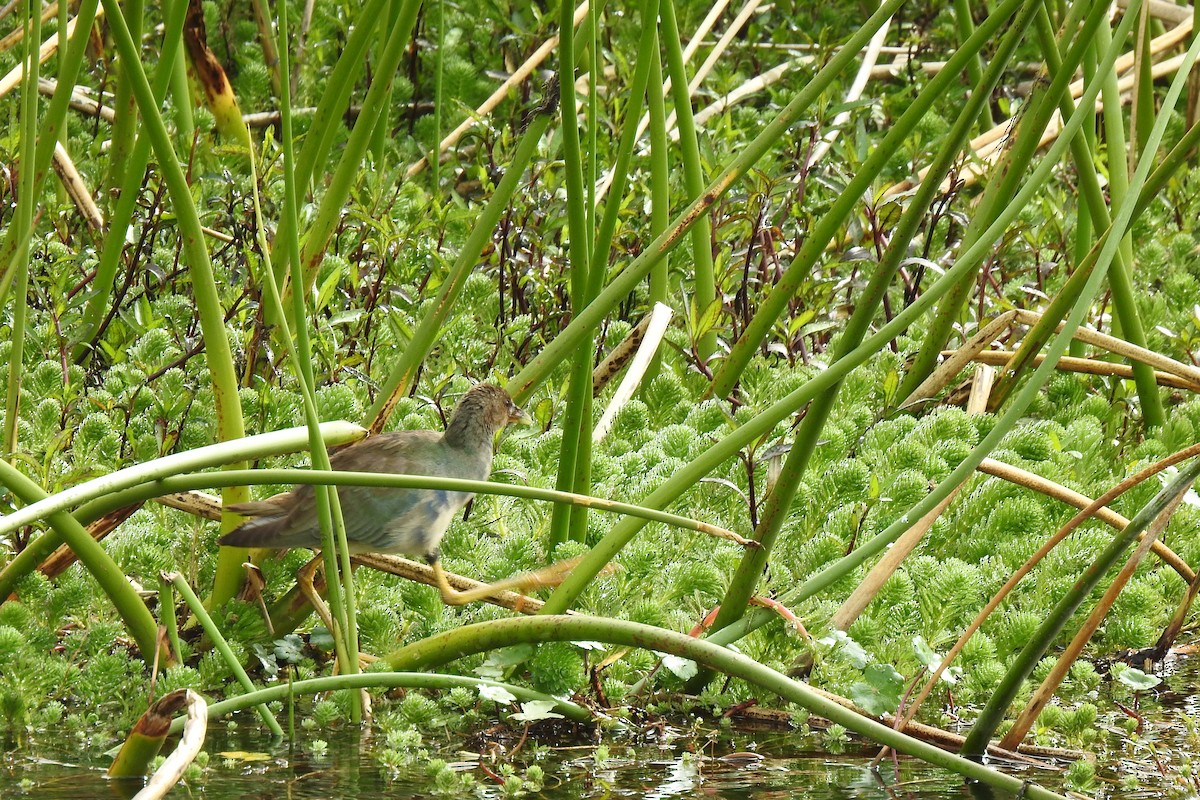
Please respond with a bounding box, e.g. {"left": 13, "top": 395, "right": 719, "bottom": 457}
{"left": 1, "top": 727, "right": 1032, "bottom": 800}
{"left": 12, "top": 652, "right": 1200, "bottom": 800}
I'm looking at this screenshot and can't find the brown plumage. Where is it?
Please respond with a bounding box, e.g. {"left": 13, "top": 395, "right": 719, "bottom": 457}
{"left": 219, "top": 384, "right": 529, "bottom": 563}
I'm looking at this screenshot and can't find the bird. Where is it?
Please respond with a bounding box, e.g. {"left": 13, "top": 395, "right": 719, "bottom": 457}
{"left": 218, "top": 383, "right": 567, "bottom": 608}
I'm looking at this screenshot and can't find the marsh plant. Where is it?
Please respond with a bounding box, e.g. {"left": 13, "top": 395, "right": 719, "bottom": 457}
{"left": 2, "top": 0, "right": 1200, "bottom": 797}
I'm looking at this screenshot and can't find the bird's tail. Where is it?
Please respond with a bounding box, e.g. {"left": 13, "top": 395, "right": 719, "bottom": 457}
{"left": 218, "top": 501, "right": 309, "bottom": 549}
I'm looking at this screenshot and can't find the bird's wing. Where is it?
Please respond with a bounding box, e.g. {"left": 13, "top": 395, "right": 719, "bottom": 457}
{"left": 288, "top": 431, "right": 471, "bottom": 549}
{"left": 221, "top": 431, "right": 484, "bottom": 554}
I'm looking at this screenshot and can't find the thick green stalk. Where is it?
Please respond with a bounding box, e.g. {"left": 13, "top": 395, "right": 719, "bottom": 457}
{"left": 108, "top": 691, "right": 186, "bottom": 778}
{"left": 368, "top": 0, "right": 401, "bottom": 163}
{"left": 1090, "top": 14, "right": 1162, "bottom": 426}
{"left": 292, "top": 0, "right": 390, "bottom": 194}
{"left": 168, "top": 0, "right": 194, "bottom": 144}
{"left": 73, "top": 469, "right": 750, "bottom": 544}
{"left": 364, "top": 107, "right": 555, "bottom": 432}
{"left": 56, "top": 0, "right": 66, "bottom": 72}
{"left": 1131, "top": 4, "right": 1154, "bottom": 159}
{"left": 509, "top": 0, "right": 906, "bottom": 403}
{"left": 988, "top": 108, "right": 1200, "bottom": 404}
{"left": 960, "top": 22, "right": 1200, "bottom": 754}
{"left": 0, "top": 0, "right": 99, "bottom": 305}
{"left": 707, "top": 3, "right": 1178, "bottom": 654}
{"left": 429, "top": 0, "right": 445, "bottom": 193}
{"left": 268, "top": 0, "right": 389, "bottom": 289}
{"left": 547, "top": 0, "right": 595, "bottom": 550}
{"left": 696, "top": 0, "right": 1039, "bottom": 660}
{"left": 897, "top": 0, "right": 1099, "bottom": 403}
{"left": 644, "top": 35, "right": 670, "bottom": 383}
{"left": 247, "top": 1, "right": 361, "bottom": 717}
{"left": 167, "top": 572, "right": 284, "bottom": 736}
{"left": 5, "top": 0, "right": 38, "bottom": 454}
{"left": 0, "top": 424, "right": 363, "bottom": 537}
{"left": 378, "top": 616, "right": 1067, "bottom": 800}
{"left": 0, "top": 424, "right": 364, "bottom": 601}
{"left": 590, "top": 0, "right": 661, "bottom": 305}
{"left": 952, "top": 0, "right": 993, "bottom": 127}
{"left": 0, "top": 459, "right": 160, "bottom": 662}
{"left": 586, "top": 0, "right": 598, "bottom": 242}
{"left": 76, "top": 0, "right": 189, "bottom": 360}
{"left": 159, "top": 578, "right": 184, "bottom": 662}
{"left": 708, "top": 0, "right": 1024, "bottom": 399}
{"left": 973, "top": 3, "right": 1160, "bottom": 421}
{"left": 283, "top": 0, "right": 421, "bottom": 321}
{"left": 1070, "top": 43, "right": 1099, "bottom": 359}
{"left": 169, "top": 673, "right": 590, "bottom": 735}
{"left": 102, "top": 0, "right": 143, "bottom": 202}
{"left": 965, "top": 457, "right": 1200, "bottom": 753}
{"left": 538, "top": 27, "right": 1130, "bottom": 616}
{"left": 98, "top": 0, "right": 251, "bottom": 609}
{"left": 564, "top": 0, "right": 663, "bottom": 546}
{"left": 1090, "top": 12, "right": 1133, "bottom": 324}
{"left": 660, "top": 0, "right": 716, "bottom": 361}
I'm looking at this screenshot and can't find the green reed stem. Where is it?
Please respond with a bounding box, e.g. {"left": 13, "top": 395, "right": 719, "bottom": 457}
{"left": 166, "top": 571, "right": 284, "bottom": 737}
{"left": 709, "top": 0, "right": 1022, "bottom": 399}
{"left": 99, "top": 0, "right": 252, "bottom": 609}
{"left": 73, "top": 469, "right": 746, "bottom": 545}
{"left": 509, "top": 0, "right": 906, "bottom": 403}
{"left": 0, "top": 423, "right": 365, "bottom": 601}
{"left": 284, "top": 0, "right": 420, "bottom": 321}
{"left": 660, "top": 0, "right": 716, "bottom": 361}
{"left": 538, "top": 12, "right": 1133, "bottom": 616}
{"left": 379, "top": 616, "right": 1068, "bottom": 800}
{"left": 0, "top": 0, "right": 98, "bottom": 305}
{"left": 697, "top": 0, "right": 1039, "bottom": 669}
{"left": 4, "top": 0, "right": 38, "bottom": 455}
{"left": 244, "top": 0, "right": 361, "bottom": 719}
{"left": 0, "top": 458, "right": 160, "bottom": 662}
{"left": 547, "top": 0, "right": 596, "bottom": 550}
{"left": 168, "top": 673, "right": 590, "bottom": 735}
{"left": 960, "top": 19, "right": 1200, "bottom": 754}
{"left": 76, "top": 0, "right": 188, "bottom": 360}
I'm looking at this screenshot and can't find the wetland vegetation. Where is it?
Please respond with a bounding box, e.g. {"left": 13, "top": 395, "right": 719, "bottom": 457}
{"left": 4, "top": 0, "right": 1200, "bottom": 797}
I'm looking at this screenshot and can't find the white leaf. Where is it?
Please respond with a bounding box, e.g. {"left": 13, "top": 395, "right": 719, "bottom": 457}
{"left": 477, "top": 684, "right": 517, "bottom": 704}
{"left": 661, "top": 654, "right": 699, "bottom": 679}
{"left": 509, "top": 700, "right": 565, "bottom": 723}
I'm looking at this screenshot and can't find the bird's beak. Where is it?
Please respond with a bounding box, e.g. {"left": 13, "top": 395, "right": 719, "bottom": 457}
{"left": 509, "top": 405, "right": 533, "bottom": 426}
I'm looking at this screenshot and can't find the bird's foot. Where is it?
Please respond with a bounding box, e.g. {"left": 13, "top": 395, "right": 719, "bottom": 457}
{"left": 433, "top": 555, "right": 593, "bottom": 607}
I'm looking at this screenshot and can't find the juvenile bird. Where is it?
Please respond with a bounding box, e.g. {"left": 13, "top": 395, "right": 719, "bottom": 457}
{"left": 219, "top": 383, "right": 546, "bottom": 605}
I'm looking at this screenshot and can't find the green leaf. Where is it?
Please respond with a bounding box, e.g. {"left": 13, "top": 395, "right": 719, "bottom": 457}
{"left": 273, "top": 634, "right": 305, "bottom": 665}
{"left": 913, "top": 635, "right": 939, "bottom": 669}
{"left": 1115, "top": 667, "right": 1161, "bottom": 692}
{"left": 689, "top": 296, "right": 723, "bottom": 337}
{"left": 308, "top": 626, "right": 335, "bottom": 651}
{"left": 473, "top": 644, "right": 536, "bottom": 679}
{"left": 848, "top": 663, "right": 904, "bottom": 716}
{"left": 913, "top": 635, "right": 959, "bottom": 684}
{"left": 818, "top": 630, "right": 869, "bottom": 669}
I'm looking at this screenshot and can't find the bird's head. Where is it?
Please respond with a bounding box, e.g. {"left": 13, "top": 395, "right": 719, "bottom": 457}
{"left": 445, "top": 383, "right": 531, "bottom": 447}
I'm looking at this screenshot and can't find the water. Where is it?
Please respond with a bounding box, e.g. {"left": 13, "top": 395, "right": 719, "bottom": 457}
{"left": 2, "top": 727, "right": 1034, "bottom": 799}
{"left": 6, "top": 653, "right": 1200, "bottom": 799}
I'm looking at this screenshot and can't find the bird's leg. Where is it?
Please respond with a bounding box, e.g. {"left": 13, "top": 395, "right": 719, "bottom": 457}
{"left": 429, "top": 553, "right": 586, "bottom": 606}
{"left": 297, "top": 555, "right": 338, "bottom": 636}
{"left": 297, "top": 555, "right": 376, "bottom": 720}
{"left": 297, "top": 555, "right": 378, "bottom": 671}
